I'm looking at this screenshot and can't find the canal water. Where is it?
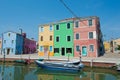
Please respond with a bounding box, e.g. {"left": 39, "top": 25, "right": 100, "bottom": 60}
{"left": 0, "top": 63, "right": 120, "bottom": 80}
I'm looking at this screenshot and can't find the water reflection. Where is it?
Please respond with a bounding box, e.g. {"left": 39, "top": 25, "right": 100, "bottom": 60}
{"left": 0, "top": 63, "right": 119, "bottom": 80}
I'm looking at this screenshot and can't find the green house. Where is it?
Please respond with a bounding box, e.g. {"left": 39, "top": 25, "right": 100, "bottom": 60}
{"left": 54, "top": 20, "right": 74, "bottom": 57}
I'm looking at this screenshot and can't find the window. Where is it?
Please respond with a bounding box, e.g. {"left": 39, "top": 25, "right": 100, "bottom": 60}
{"left": 75, "top": 21, "right": 79, "bottom": 28}
{"left": 76, "top": 45, "right": 80, "bottom": 52}
{"left": 40, "top": 46, "right": 43, "bottom": 51}
{"left": 41, "top": 36, "right": 43, "bottom": 41}
{"left": 49, "top": 46, "right": 53, "bottom": 52}
{"left": 4, "top": 40, "right": 6, "bottom": 43}
{"left": 50, "top": 25, "right": 53, "bottom": 31}
{"left": 67, "top": 36, "right": 71, "bottom": 41}
{"left": 54, "top": 48, "right": 59, "bottom": 53}
{"left": 11, "top": 48, "right": 13, "bottom": 52}
{"left": 88, "top": 19, "right": 92, "bottom": 26}
{"left": 12, "top": 40, "right": 14, "bottom": 43}
{"left": 56, "top": 36, "right": 59, "bottom": 42}
{"left": 67, "top": 23, "right": 70, "bottom": 29}
{"left": 89, "top": 32, "right": 93, "bottom": 39}
{"left": 39, "top": 26, "right": 44, "bottom": 32}
{"left": 4, "top": 49, "right": 5, "bottom": 53}
{"left": 66, "top": 48, "right": 72, "bottom": 53}
{"left": 89, "top": 45, "right": 94, "bottom": 52}
{"left": 56, "top": 25, "right": 59, "bottom": 30}
{"left": 8, "top": 33, "right": 10, "bottom": 36}
{"left": 76, "top": 33, "right": 79, "bottom": 39}
{"left": 50, "top": 35, "right": 52, "bottom": 41}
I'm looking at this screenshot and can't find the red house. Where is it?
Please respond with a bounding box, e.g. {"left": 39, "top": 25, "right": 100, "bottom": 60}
{"left": 22, "top": 33, "right": 36, "bottom": 54}
{"left": 74, "top": 16, "right": 104, "bottom": 57}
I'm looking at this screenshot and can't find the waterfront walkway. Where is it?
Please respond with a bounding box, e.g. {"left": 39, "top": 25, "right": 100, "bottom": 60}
{"left": 0, "top": 52, "right": 120, "bottom": 65}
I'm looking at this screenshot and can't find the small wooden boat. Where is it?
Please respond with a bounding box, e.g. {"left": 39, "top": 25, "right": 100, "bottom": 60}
{"left": 14, "top": 59, "right": 31, "bottom": 64}
{"left": 35, "top": 60, "right": 84, "bottom": 72}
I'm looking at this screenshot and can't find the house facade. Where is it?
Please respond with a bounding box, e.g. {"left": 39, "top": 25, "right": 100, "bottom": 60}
{"left": 54, "top": 20, "right": 74, "bottom": 56}
{"left": 2, "top": 31, "right": 23, "bottom": 55}
{"left": 74, "top": 16, "right": 104, "bottom": 57}
{"left": 38, "top": 16, "right": 104, "bottom": 57}
{"left": 23, "top": 33, "right": 36, "bottom": 54}
{"left": 38, "top": 24, "right": 54, "bottom": 56}
{"left": 104, "top": 41, "right": 110, "bottom": 52}
{"left": 110, "top": 38, "right": 120, "bottom": 53}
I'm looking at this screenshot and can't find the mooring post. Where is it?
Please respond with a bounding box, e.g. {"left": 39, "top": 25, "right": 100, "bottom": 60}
{"left": 90, "top": 59, "right": 93, "bottom": 68}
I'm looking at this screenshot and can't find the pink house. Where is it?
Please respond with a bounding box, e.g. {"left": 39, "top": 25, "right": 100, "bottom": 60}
{"left": 74, "top": 16, "right": 104, "bottom": 57}
{"left": 23, "top": 33, "right": 36, "bottom": 54}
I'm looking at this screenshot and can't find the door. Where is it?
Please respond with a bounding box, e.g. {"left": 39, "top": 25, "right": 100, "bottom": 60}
{"left": 61, "top": 48, "right": 65, "bottom": 56}
{"left": 44, "top": 46, "right": 48, "bottom": 56}
{"left": 7, "top": 48, "right": 10, "bottom": 55}
{"left": 82, "top": 46, "right": 87, "bottom": 56}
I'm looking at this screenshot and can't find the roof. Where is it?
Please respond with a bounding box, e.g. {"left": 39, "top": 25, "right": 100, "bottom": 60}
{"left": 2, "top": 31, "right": 22, "bottom": 36}
{"left": 39, "top": 16, "right": 99, "bottom": 27}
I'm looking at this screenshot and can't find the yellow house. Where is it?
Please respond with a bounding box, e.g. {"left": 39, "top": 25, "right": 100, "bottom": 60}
{"left": 38, "top": 24, "right": 54, "bottom": 56}
{"left": 112, "top": 38, "right": 120, "bottom": 52}
{"left": 104, "top": 41, "right": 110, "bottom": 51}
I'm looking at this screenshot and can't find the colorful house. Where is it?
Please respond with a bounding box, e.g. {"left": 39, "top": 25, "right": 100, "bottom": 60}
{"left": 104, "top": 41, "right": 110, "bottom": 52}
{"left": 38, "top": 16, "right": 104, "bottom": 57}
{"left": 54, "top": 20, "right": 74, "bottom": 56}
{"left": 23, "top": 33, "right": 36, "bottom": 54}
{"left": 2, "top": 31, "right": 24, "bottom": 55}
{"left": 74, "top": 16, "right": 104, "bottom": 57}
{"left": 110, "top": 38, "right": 120, "bottom": 53}
{"left": 38, "top": 24, "right": 54, "bottom": 56}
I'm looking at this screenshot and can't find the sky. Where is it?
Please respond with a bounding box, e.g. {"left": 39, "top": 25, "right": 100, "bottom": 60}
{"left": 0, "top": 0, "right": 120, "bottom": 41}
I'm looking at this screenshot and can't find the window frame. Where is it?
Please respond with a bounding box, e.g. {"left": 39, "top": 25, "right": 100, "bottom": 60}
{"left": 56, "top": 36, "right": 60, "bottom": 42}
{"left": 50, "top": 35, "right": 52, "bottom": 41}
{"left": 50, "top": 25, "right": 53, "bottom": 31}
{"left": 39, "top": 26, "right": 44, "bottom": 32}
{"left": 67, "top": 36, "right": 71, "bottom": 42}
{"left": 40, "top": 46, "right": 43, "bottom": 52}
{"left": 66, "top": 48, "right": 72, "bottom": 53}
{"left": 49, "top": 46, "right": 53, "bottom": 52}
{"left": 67, "top": 23, "right": 70, "bottom": 29}
{"left": 89, "top": 44, "right": 94, "bottom": 52}
{"left": 76, "top": 33, "right": 80, "bottom": 40}
{"left": 54, "top": 48, "right": 59, "bottom": 53}
{"left": 88, "top": 19, "right": 92, "bottom": 26}
{"left": 74, "top": 21, "right": 79, "bottom": 28}
{"left": 56, "top": 24, "right": 59, "bottom": 30}
{"left": 89, "top": 32, "right": 93, "bottom": 39}
{"left": 40, "top": 36, "right": 43, "bottom": 41}
{"left": 76, "top": 45, "right": 80, "bottom": 52}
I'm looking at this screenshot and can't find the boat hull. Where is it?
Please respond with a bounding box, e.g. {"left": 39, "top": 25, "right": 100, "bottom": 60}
{"left": 35, "top": 60, "right": 84, "bottom": 72}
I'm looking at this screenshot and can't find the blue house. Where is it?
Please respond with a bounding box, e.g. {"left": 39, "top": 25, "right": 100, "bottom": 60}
{"left": 2, "top": 31, "right": 23, "bottom": 55}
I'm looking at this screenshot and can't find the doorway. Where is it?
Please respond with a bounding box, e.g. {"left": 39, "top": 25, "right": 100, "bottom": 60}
{"left": 7, "top": 48, "right": 10, "bottom": 55}
{"left": 82, "top": 46, "right": 87, "bottom": 56}
{"left": 61, "top": 47, "right": 65, "bottom": 56}
{"left": 44, "top": 46, "right": 48, "bottom": 56}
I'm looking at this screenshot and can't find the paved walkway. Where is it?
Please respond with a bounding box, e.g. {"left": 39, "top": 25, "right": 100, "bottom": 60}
{"left": 0, "top": 52, "right": 120, "bottom": 65}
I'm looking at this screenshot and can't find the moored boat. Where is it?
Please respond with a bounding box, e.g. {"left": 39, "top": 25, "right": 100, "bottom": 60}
{"left": 35, "top": 60, "right": 84, "bottom": 72}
